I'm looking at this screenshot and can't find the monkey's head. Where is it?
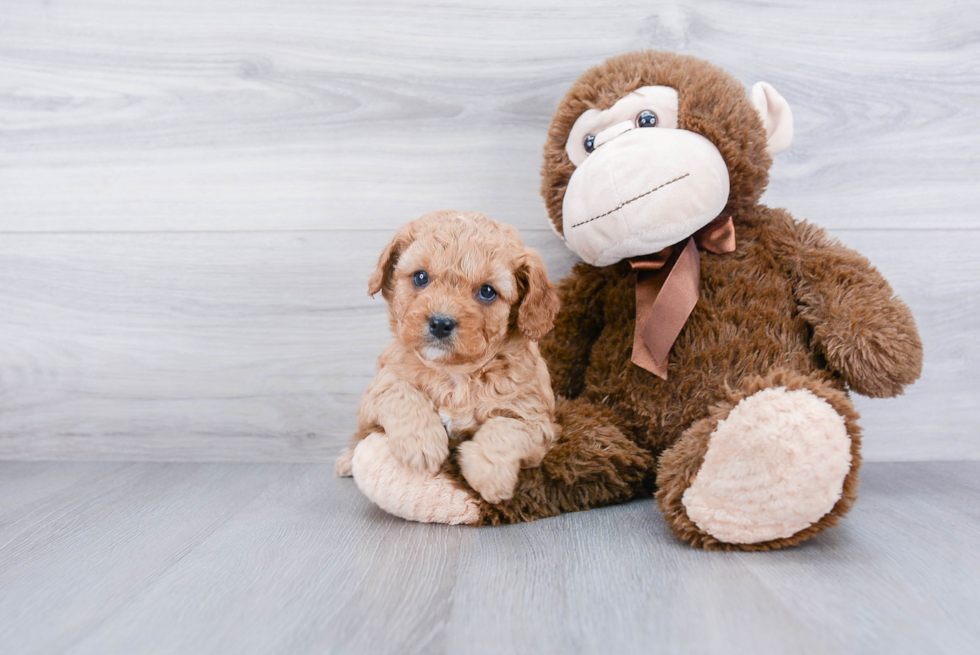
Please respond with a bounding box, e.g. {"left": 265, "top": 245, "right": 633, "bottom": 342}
{"left": 541, "top": 52, "right": 793, "bottom": 267}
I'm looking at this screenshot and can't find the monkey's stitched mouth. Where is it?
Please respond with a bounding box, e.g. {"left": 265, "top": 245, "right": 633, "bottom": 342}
{"left": 570, "top": 173, "right": 690, "bottom": 229}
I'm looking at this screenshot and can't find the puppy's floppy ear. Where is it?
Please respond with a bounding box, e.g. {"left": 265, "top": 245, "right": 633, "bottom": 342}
{"left": 368, "top": 224, "right": 413, "bottom": 299}
{"left": 516, "top": 247, "right": 560, "bottom": 341}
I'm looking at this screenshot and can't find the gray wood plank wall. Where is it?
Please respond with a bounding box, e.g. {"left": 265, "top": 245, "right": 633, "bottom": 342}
{"left": 1, "top": 0, "right": 978, "bottom": 462}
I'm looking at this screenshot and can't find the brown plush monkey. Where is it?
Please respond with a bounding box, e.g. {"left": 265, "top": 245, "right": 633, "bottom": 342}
{"left": 348, "top": 52, "right": 923, "bottom": 550}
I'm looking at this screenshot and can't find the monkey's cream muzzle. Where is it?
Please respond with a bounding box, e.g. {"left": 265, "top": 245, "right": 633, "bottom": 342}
{"left": 562, "top": 126, "right": 730, "bottom": 267}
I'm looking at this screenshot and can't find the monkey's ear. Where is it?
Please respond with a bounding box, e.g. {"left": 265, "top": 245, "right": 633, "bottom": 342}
{"left": 751, "top": 82, "right": 794, "bottom": 156}
{"left": 516, "top": 248, "right": 560, "bottom": 341}
{"left": 368, "top": 225, "right": 413, "bottom": 299}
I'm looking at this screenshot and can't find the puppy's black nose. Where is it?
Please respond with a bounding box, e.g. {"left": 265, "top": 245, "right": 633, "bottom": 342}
{"left": 428, "top": 315, "right": 457, "bottom": 339}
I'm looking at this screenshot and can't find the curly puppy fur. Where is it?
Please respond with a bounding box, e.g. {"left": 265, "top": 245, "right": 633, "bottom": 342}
{"left": 340, "top": 210, "right": 561, "bottom": 503}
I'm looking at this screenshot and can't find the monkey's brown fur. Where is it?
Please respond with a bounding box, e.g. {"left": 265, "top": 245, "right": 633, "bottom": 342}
{"left": 457, "top": 51, "right": 921, "bottom": 549}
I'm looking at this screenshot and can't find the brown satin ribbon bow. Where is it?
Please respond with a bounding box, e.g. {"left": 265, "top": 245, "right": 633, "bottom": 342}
{"left": 629, "top": 214, "right": 737, "bottom": 379}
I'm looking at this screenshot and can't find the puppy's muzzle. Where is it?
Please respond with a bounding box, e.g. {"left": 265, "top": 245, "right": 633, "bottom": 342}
{"left": 428, "top": 315, "right": 457, "bottom": 340}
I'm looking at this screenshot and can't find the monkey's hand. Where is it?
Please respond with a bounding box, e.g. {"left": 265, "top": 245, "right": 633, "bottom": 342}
{"left": 335, "top": 445, "right": 355, "bottom": 477}
{"left": 787, "top": 217, "right": 923, "bottom": 398}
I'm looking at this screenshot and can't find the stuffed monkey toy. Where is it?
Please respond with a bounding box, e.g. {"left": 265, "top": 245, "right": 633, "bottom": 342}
{"left": 348, "top": 51, "right": 923, "bottom": 550}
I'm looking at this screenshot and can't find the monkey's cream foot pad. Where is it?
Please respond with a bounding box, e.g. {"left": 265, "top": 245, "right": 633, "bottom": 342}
{"left": 351, "top": 432, "right": 480, "bottom": 525}
{"left": 682, "top": 387, "right": 852, "bottom": 544}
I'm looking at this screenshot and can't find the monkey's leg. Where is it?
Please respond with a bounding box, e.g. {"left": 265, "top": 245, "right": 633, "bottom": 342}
{"left": 656, "top": 370, "right": 862, "bottom": 550}
{"left": 350, "top": 398, "right": 654, "bottom": 525}
{"left": 476, "top": 397, "right": 654, "bottom": 525}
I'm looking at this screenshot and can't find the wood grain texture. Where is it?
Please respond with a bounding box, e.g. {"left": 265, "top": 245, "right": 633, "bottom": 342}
{"left": 0, "top": 461, "right": 976, "bottom": 654}
{"left": 0, "top": 462, "right": 291, "bottom": 655}
{"left": 0, "top": 0, "right": 978, "bottom": 461}
{"left": 1, "top": 0, "right": 978, "bottom": 232}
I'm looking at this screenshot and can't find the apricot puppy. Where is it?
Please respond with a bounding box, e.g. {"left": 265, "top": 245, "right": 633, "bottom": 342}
{"left": 336, "top": 210, "right": 561, "bottom": 503}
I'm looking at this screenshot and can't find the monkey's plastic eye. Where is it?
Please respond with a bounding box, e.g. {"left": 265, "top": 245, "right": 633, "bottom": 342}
{"left": 413, "top": 270, "right": 429, "bottom": 288}
{"left": 583, "top": 134, "right": 596, "bottom": 153}
{"left": 636, "top": 110, "right": 658, "bottom": 128}
{"left": 478, "top": 284, "right": 497, "bottom": 302}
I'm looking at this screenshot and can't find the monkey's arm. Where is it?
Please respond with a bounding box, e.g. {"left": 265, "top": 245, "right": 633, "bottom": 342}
{"left": 773, "top": 210, "right": 923, "bottom": 398}
{"left": 538, "top": 263, "right": 609, "bottom": 399}
{"left": 354, "top": 367, "right": 449, "bottom": 472}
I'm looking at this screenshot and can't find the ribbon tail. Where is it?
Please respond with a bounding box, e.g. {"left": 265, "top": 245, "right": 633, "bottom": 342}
{"left": 631, "top": 238, "right": 701, "bottom": 379}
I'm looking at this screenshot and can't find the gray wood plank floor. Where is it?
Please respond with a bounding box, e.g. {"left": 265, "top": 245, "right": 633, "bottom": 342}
{"left": 1, "top": 0, "right": 978, "bottom": 463}
{"left": 0, "top": 461, "right": 977, "bottom": 655}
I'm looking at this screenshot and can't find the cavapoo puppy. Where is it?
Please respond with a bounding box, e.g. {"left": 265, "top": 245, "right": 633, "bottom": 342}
{"left": 336, "top": 210, "right": 561, "bottom": 503}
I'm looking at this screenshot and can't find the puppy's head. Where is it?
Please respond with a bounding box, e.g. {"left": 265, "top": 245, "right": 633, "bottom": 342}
{"left": 369, "top": 210, "right": 559, "bottom": 368}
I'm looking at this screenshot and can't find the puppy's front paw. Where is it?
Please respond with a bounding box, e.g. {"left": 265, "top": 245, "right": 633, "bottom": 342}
{"left": 387, "top": 420, "right": 449, "bottom": 473}
{"left": 458, "top": 440, "right": 521, "bottom": 503}
{"left": 335, "top": 446, "right": 355, "bottom": 477}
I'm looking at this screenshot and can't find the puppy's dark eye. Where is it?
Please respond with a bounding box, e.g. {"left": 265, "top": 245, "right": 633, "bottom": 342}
{"left": 583, "top": 134, "right": 596, "bottom": 153}
{"left": 636, "top": 110, "right": 658, "bottom": 128}
{"left": 413, "top": 270, "right": 429, "bottom": 288}
{"left": 478, "top": 284, "right": 497, "bottom": 302}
